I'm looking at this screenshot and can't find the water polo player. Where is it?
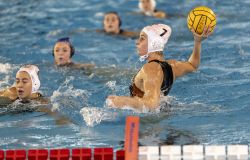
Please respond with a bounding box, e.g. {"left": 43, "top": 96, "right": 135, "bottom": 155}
{"left": 107, "top": 24, "right": 212, "bottom": 111}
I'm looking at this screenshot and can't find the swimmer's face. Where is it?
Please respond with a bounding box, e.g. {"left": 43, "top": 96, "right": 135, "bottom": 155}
{"left": 53, "top": 42, "right": 72, "bottom": 66}
{"left": 103, "top": 13, "right": 120, "bottom": 34}
{"left": 136, "top": 31, "right": 148, "bottom": 56}
{"left": 140, "top": 0, "right": 154, "bottom": 12}
{"left": 15, "top": 71, "right": 32, "bottom": 99}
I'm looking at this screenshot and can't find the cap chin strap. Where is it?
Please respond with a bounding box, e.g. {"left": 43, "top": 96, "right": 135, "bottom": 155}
{"left": 144, "top": 11, "right": 154, "bottom": 16}
{"left": 139, "top": 53, "right": 151, "bottom": 62}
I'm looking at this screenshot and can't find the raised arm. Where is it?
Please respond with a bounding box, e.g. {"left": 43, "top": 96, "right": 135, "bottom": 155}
{"left": 168, "top": 26, "right": 213, "bottom": 79}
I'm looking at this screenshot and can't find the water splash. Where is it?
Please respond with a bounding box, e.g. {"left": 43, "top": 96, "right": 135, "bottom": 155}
{"left": 105, "top": 81, "right": 116, "bottom": 95}
{"left": 94, "top": 12, "right": 104, "bottom": 17}
{"left": 103, "top": 95, "right": 175, "bottom": 114}
{"left": 0, "top": 75, "right": 12, "bottom": 88}
{"left": 0, "top": 63, "right": 18, "bottom": 88}
{"left": 106, "top": 81, "right": 116, "bottom": 89}
{"left": 0, "top": 63, "right": 12, "bottom": 74}
{"left": 50, "top": 77, "right": 90, "bottom": 111}
{"left": 80, "top": 107, "right": 117, "bottom": 127}
{"left": 0, "top": 99, "right": 47, "bottom": 115}
{"left": 47, "top": 29, "right": 63, "bottom": 37}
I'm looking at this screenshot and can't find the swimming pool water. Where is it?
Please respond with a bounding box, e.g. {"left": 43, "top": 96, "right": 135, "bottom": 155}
{"left": 0, "top": 0, "right": 250, "bottom": 149}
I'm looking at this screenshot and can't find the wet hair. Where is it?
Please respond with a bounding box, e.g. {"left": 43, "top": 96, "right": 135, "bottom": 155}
{"left": 52, "top": 37, "right": 75, "bottom": 58}
{"left": 104, "top": 11, "right": 122, "bottom": 27}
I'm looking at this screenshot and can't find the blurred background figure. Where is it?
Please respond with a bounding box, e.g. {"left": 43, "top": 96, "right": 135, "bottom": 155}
{"left": 98, "top": 11, "right": 139, "bottom": 38}
{"left": 53, "top": 37, "right": 95, "bottom": 69}
{"left": 138, "top": 0, "right": 167, "bottom": 18}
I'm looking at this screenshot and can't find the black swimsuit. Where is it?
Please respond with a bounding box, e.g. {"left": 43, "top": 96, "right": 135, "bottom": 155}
{"left": 129, "top": 60, "right": 173, "bottom": 98}
{"left": 17, "top": 92, "right": 43, "bottom": 103}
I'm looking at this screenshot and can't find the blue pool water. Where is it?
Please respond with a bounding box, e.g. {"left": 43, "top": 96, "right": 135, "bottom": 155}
{"left": 0, "top": 0, "right": 250, "bottom": 149}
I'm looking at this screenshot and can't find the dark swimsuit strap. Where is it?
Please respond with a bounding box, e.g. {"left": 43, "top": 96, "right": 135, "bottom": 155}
{"left": 148, "top": 60, "right": 174, "bottom": 96}
{"left": 119, "top": 29, "right": 124, "bottom": 34}
{"left": 16, "top": 92, "right": 43, "bottom": 101}
{"left": 130, "top": 60, "right": 174, "bottom": 97}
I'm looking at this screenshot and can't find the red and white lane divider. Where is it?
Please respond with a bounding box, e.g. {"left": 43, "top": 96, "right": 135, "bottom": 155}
{"left": 0, "top": 116, "right": 249, "bottom": 160}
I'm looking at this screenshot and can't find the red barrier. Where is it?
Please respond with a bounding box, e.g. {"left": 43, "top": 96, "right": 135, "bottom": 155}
{"left": 72, "top": 148, "right": 91, "bottom": 160}
{"left": 116, "top": 150, "right": 125, "bottom": 160}
{"left": 50, "top": 149, "right": 70, "bottom": 160}
{"left": 0, "top": 150, "right": 4, "bottom": 160}
{"left": 6, "top": 150, "right": 26, "bottom": 160}
{"left": 28, "top": 149, "right": 48, "bottom": 160}
{"left": 94, "top": 148, "right": 113, "bottom": 160}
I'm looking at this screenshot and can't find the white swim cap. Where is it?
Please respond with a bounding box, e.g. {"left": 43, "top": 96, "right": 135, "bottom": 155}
{"left": 142, "top": 24, "right": 171, "bottom": 53}
{"left": 138, "top": 0, "right": 156, "bottom": 16}
{"left": 17, "top": 65, "right": 40, "bottom": 93}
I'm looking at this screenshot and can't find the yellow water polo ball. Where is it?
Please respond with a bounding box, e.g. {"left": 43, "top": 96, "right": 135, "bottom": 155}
{"left": 187, "top": 6, "right": 216, "bottom": 35}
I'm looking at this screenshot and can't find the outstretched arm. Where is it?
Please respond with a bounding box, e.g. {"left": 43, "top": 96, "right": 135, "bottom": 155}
{"left": 72, "top": 63, "right": 95, "bottom": 70}
{"left": 153, "top": 11, "right": 167, "bottom": 19}
{"left": 106, "top": 62, "right": 163, "bottom": 111}
{"left": 121, "top": 30, "right": 140, "bottom": 38}
{"left": 0, "top": 87, "right": 18, "bottom": 100}
{"left": 168, "top": 25, "right": 213, "bottom": 79}
{"left": 37, "top": 106, "right": 73, "bottom": 125}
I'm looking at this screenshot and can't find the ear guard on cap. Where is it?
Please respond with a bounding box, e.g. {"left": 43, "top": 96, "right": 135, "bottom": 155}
{"left": 142, "top": 24, "right": 172, "bottom": 53}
